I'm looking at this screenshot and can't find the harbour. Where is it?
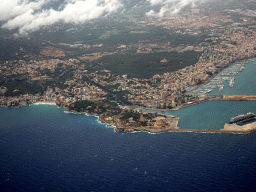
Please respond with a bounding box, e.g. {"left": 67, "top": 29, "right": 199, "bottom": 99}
{"left": 143, "top": 100, "right": 256, "bottom": 131}
{"left": 141, "top": 58, "right": 256, "bottom": 131}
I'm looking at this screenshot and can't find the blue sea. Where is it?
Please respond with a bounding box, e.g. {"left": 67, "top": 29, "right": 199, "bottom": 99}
{"left": 1, "top": 105, "right": 256, "bottom": 192}
{"left": 1, "top": 59, "right": 256, "bottom": 191}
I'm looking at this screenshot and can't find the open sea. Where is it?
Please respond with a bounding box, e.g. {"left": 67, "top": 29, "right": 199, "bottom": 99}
{"left": 1, "top": 59, "right": 256, "bottom": 191}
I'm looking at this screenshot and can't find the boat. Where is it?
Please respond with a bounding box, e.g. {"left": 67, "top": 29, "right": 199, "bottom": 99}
{"left": 219, "top": 85, "right": 224, "bottom": 91}
{"left": 229, "top": 112, "right": 256, "bottom": 126}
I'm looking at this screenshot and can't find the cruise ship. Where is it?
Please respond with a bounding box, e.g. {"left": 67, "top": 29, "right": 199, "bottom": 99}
{"left": 229, "top": 112, "right": 256, "bottom": 126}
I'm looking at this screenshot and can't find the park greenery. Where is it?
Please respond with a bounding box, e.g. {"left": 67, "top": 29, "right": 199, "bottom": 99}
{"left": 69, "top": 100, "right": 121, "bottom": 115}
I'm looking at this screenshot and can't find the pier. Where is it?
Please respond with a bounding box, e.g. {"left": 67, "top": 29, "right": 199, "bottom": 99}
{"left": 207, "top": 95, "right": 256, "bottom": 100}
{"left": 171, "top": 95, "right": 256, "bottom": 111}
{"left": 222, "top": 95, "right": 256, "bottom": 100}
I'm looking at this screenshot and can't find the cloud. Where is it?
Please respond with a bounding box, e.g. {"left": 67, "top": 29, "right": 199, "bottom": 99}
{"left": 1, "top": 0, "right": 211, "bottom": 34}
{"left": 1, "top": 0, "right": 123, "bottom": 34}
{"left": 0, "top": 0, "right": 47, "bottom": 21}
{"left": 146, "top": 0, "right": 208, "bottom": 17}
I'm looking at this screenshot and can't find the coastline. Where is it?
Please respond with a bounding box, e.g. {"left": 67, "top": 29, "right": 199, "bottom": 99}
{"left": 2, "top": 57, "right": 256, "bottom": 134}
{"left": 114, "top": 121, "right": 256, "bottom": 134}
{"left": 114, "top": 123, "right": 256, "bottom": 134}
{"left": 2, "top": 99, "right": 256, "bottom": 134}
{"left": 64, "top": 110, "right": 117, "bottom": 128}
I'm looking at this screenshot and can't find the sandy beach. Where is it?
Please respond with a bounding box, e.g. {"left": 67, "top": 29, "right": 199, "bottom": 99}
{"left": 32, "top": 101, "right": 56, "bottom": 105}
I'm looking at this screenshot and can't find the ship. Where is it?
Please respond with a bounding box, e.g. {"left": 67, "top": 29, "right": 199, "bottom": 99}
{"left": 229, "top": 112, "right": 256, "bottom": 126}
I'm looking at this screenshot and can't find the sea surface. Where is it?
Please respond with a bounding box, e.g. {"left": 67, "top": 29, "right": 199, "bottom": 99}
{"left": 1, "top": 58, "right": 256, "bottom": 191}
{"left": 1, "top": 105, "right": 256, "bottom": 192}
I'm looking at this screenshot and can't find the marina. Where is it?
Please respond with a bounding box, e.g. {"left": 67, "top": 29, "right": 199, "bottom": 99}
{"left": 191, "top": 59, "right": 256, "bottom": 96}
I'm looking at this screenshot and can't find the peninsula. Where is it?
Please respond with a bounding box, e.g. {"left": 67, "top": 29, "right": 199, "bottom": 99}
{"left": 65, "top": 99, "right": 256, "bottom": 134}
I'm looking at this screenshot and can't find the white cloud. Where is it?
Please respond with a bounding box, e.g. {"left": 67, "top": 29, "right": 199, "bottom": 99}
{"left": 0, "top": 0, "right": 47, "bottom": 21}
{"left": 1, "top": 0, "right": 211, "bottom": 34}
{"left": 1, "top": 0, "right": 123, "bottom": 34}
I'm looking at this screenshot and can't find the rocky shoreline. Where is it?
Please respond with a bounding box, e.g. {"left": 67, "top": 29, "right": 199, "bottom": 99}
{"left": 113, "top": 123, "right": 256, "bottom": 134}
{"left": 70, "top": 108, "right": 256, "bottom": 134}
{"left": 2, "top": 100, "right": 256, "bottom": 134}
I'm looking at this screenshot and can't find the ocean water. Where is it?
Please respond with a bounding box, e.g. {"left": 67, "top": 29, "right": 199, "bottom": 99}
{"left": 1, "top": 105, "right": 256, "bottom": 192}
